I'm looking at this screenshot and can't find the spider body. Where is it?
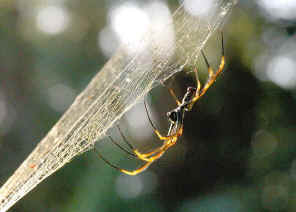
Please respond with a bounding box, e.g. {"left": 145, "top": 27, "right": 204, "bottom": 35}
{"left": 166, "top": 86, "right": 197, "bottom": 136}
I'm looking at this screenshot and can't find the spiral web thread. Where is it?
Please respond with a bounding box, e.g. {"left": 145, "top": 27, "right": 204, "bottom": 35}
{"left": 0, "top": 1, "right": 237, "bottom": 211}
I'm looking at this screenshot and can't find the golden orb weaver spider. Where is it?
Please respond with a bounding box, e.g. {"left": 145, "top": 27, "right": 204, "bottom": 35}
{"left": 95, "top": 32, "right": 225, "bottom": 175}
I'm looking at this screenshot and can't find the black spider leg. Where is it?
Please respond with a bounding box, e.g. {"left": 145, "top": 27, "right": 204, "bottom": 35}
{"left": 93, "top": 147, "right": 125, "bottom": 173}
{"left": 200, "top": 32, "right": 224, "bottom": 74}
{"left": 115, "top": 125, "right": 139, "bottom": 156}
{"left": 94, "top": 129, "right": 154, "bottom": 175}
{"left": 144, "top": 97, "right": 181, "bottom": 140}
{"left": 108, "top": 135, "right": 136, "bottom": 158}
{"left": 160, "top": 80, "right": 181, "bottom": 106}
{"left": 93, "top": 129, "right": 148, "bottom": 175}
{"left": 144, "top": 97, "right": 160, "bottom": 135}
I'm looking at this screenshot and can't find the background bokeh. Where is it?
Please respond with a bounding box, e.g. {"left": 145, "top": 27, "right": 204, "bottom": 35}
{"left": 1, "top": 0, "right": 296, "bottom": 211}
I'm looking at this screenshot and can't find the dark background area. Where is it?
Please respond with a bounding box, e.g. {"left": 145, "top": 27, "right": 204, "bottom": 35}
{"left": 1, "top": 0, "right": 296, "bottom": 211}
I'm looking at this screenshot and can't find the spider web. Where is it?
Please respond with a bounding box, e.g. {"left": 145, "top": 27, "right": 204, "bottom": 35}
{"left": 0, "top": 1, "right": 237, "bottom": 211}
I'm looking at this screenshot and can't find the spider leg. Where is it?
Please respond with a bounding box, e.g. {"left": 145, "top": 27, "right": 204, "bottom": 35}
{"left": 133, "top": 127, "right": 182, "bottom": 162}
{"left": 111, "top": 106, "right": 182, "bottom": 163}
{"left": 120, "top": 161, "right": 153, "bottom": 176}
{"left": 185, "top": 67, "right": 202, "bottom": 111}
{"left": 133, "top": 121, "right": 181, "bottom": 161}
{"left": 144, "top": 99, "right": 183, "bottom": 140}
{"left": 201, "top": 50, "right": 215, "bottom": 79}
{"left": 134, "top": 139, "right": 172, "bottom": 162}
{"left": 94, "top": 148, "right": 152, "bottom": 176}
{"left": 154, "top": 128, "right": 183, "bottom": 140}
{"left": 117, "top": 122, "right": 180, "bottom": 162}
{"left": 108, "top": 136, "right": 136, "bottom": 158}
{"left": 135, "top": 136, "right": 178, "bottom": 161}
{"left": 192, "top": 32, "right": 225, "bottom": 103}
{"left": 194, "top": 67, "right": 202, "bottom": 95}
{"left": 134, "top": 147, "right": 166, "bottom": 162}
{"left": 117, "top": 125, "right": 165, "bottom": 162}
{"left": 161, "top": 80, "right": 181, "bottom": 106}
{"left": 117, "top": 126, "right": 136, "bottom": 151}
{"left": 136, "top": 102, "right": 184, "bottom": 161}
{"left": 133, "top": 125, "right": 181, "bottom": 162}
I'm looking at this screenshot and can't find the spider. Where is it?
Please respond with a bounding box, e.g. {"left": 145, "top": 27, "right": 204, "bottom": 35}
{"left": 95, "top": 32, "right": 225, "bottom": 175}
